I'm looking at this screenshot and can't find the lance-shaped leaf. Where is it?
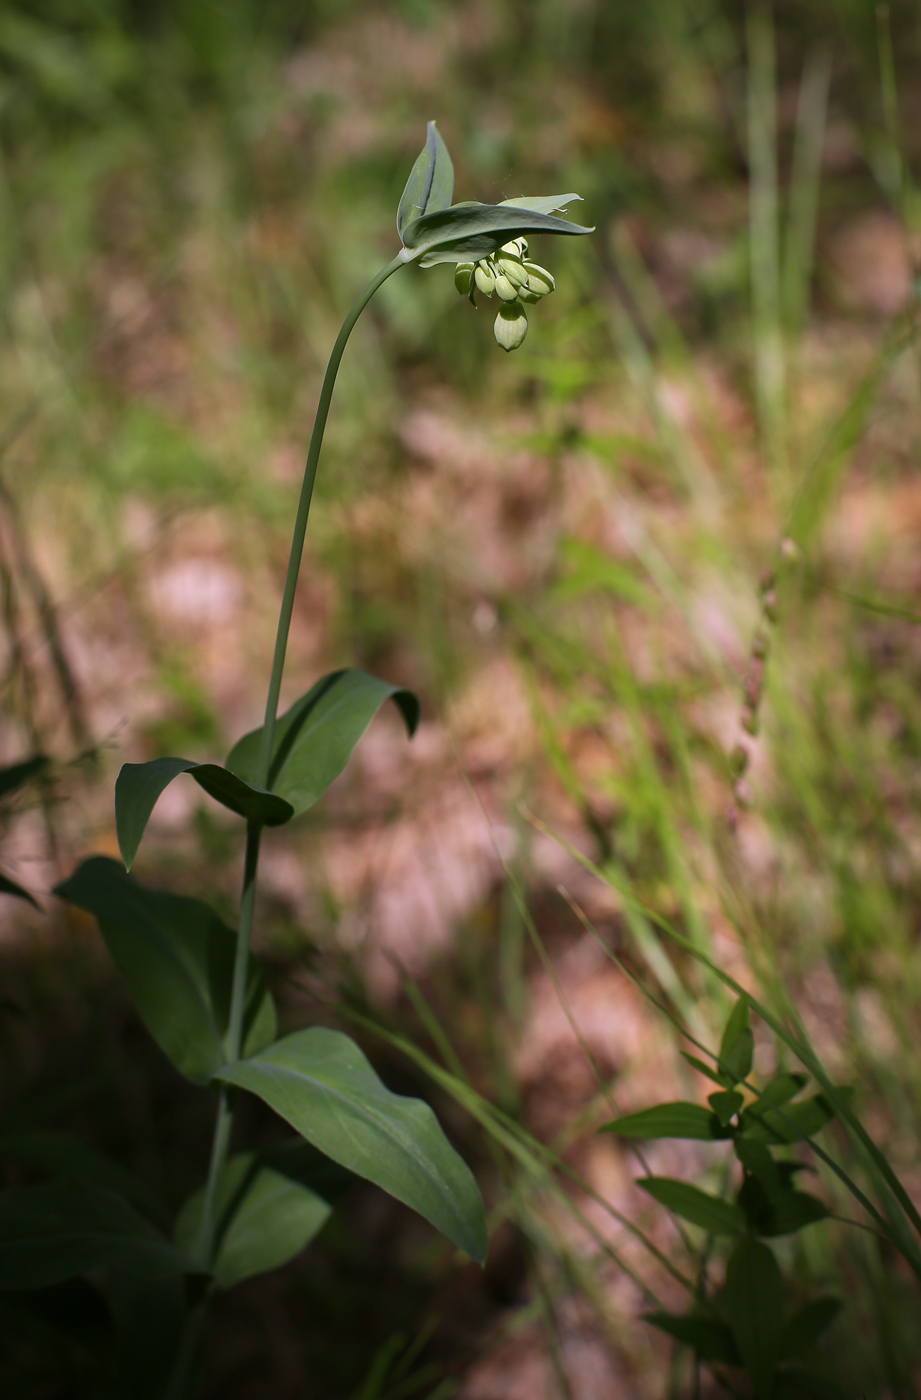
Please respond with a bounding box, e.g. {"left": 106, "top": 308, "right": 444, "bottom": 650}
{"left": 638, "top": 1177, "right": 746, "bottom": 1235}
{"left": 780, "top": 1298, "right": 841, "bottom": 1359}
{"left": 226, "top": 670, "right": 419, "bottom": 818}
{"left": 741, "top": 1090, "right": 848, "bottom": 1144}
{"left": 54, "top": 857, "right": 276, "bottom": 1084}
{"left": 115, "top": 757, "right": 293, "bottom": 871}
{"left": 175, "top": 1143, "right": 352, "bottom": 1289}
{"left": 0, "top": 1129, "right": 166, "bottom": 1223}
{"left": 0, "top": 1179, "right": 192, "bottom": 1289}
{"left": 718, "top": 996, "right": 754, "bottom": 1085}
{"left": 397, "top": 120, "right": 454, "bottom": 237}
{"left": 602, "top": 1102, "right": 725, "bottom": 1141}
{"left": 724, "top": 1239, "right": 785, "bottom": 1400}
{"left": 645, "top": 1311, "right": 741, "bottom": 1365}
{"left": 216, "top": 1027, "right": 488, "bottom": 1265}
{"left": 401, "top": 200, "right": 594, "bottom": 267}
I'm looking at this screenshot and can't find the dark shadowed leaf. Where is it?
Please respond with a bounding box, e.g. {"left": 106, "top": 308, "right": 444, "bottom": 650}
{"left": 175, "top": 1150, "right": 336, "bottom": 1289}
{"left": 54, "top": 857, "right": 276, "bottom": 1084}
{"left": 602, "top": 1103, "right": 724, "bottom": 1141}
{"left": 0, "top": 868, "right": 40, "bottom": 908}
{"left": 780, "top": 1299, "right": 842, "bottom": 1359}
{"left": 402, "top": 200, "right": 593, "bottom": 267}
{"left": 397, "top": 121, "right": 454, "bottom": 237}
{"left": 758, "top": 1073, "right": 809, "bottom": 1107}
{"left": 115, "top": 757, "right": 293, "bottom": 870}
{"left": 216, "top": 1027, "right": 487, "bottom": 1264}
{"left": 0, "top": 1130, "right": 165, "bottom": 1222}
{"left": 718, "top": 997, "right": 754, "bottom": 1085}
{"left": 708, "top": 1090, "right": 743, "bottom": 1126}
{"left": 761, "top": 1191, "right": 830, "bottom": 1236}
{"left": 724, "top": 1239, "right": 784, "bottom": 1400}
{"left": 775, "top": 1365, "right": 848, "bottom": 1400}
{"left": 0, "top": 1180, "right": 191, "bottom": 1289}
{"left": 741, "top": 1091, "right": 849, "bottom": 1144}
{"left": 638, "top": 1178, "right": 745, "bottom": 1235}
{"left": 226, "top": 670, "right": 419, "bottom": 818}
{"left": 645, "top": 1311, "right": 740, "bottom": 1364}
{"left": 735, "top": 1139, "right": 782, "bottom": 1196}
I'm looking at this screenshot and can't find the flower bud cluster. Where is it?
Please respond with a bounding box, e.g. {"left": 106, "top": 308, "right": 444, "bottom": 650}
{"left": 454, "top": 238, "right": 556, "bottom": 352}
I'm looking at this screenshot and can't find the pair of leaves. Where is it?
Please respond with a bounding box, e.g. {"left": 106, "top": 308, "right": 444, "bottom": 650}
{"left": 396, "top": 121, "right": 593, "bottom": 268}
{"left": 649, "top": 1242, "right": 841, "bottom": 1395}
{"left": 54, "top": 857, "right": 276, "bottom": 1084}
{"left": 174, "top": 1142, "right": 352, "bottom": 1289}
{"left": 0, "top": 753, "right": 49, "bottom": 907}
{"left": 115, "top": 669, "right": 418, "bottom": 870}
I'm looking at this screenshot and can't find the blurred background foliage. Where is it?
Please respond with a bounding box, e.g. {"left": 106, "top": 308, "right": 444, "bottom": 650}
{"left": 2, "top": 0, "right": 921, "bottom": 1396}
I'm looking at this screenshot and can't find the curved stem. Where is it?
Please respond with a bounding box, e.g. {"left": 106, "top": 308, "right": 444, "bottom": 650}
{"left": 256, "top": 252, "right": 406, "bottom": 788}
{"left": 192, "top": 253, "right": 407, "bottom": 1300}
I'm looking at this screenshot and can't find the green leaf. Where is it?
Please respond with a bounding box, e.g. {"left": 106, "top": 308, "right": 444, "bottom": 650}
{"left": 681, "top": 1052, "right": 733, "bottom": 1088}
{"left": 0, "top": 868, "right": 40, "bottom": 908}
{"left": 735, "top": 1139, "right": 782, "bottom": 1197}
{"left": 402, "top": 201, "right": 593, "bottom": 267}
{"left": 602, "top": 1103, "right": 724, "bottom": 1141}
{"left": 175, "top": 1150, "right": 336, "bottom": 1289}
{"left": 708, "top": 1090, "right": 744, "bottom": 1127}
{"left": 741, "top": 1091, "right": 848, "bottom": 1144}
{"left": 761, "top": 1191, "right": 829, "bottom": 1237}
{"left": 226, "top": 670, "right": 419, "bottom": 818}
{"left": 0, "top": 1179, "right": 191, "bottom": 1289}
{"left": 718, "top": 997, "right": 754, "bottom": 1085}
{"left": 638, "top": 1178, "right": 745, "bottom": 1235}
{"left": 780, "top": 1299, "right": 841, "bottom": 1359}
{"left": 215, "top": 1027, "right": 487, "bottom": 1264}
{"left": 775, "top": 1365, "right": 848, "bottom": 1400}
{"left": 54, "top": 857, "right": 276, "bottom": 1084}
{"left": 499, "top": 194, "right": 583, "bottom": 216}
{"left": 758, "top": 1073, "right": 809, "bottom": 1107}
{"left": 0, "top": 754, "right": 48, "bottom": 800}
{"left": 115, "top": 757, "right": 293, "bottom": 870}
{"left": 724, "top": 1239, "right": 784, "bottom": 1400}
{"left": 0, "top": 1130, "right": 165, "bottom": 1222}
{"left": 644, "top": 1311, "right": 740, "bottom": 1364}
{"left": 397, "top": 120, "right": 454, "bottom": 237}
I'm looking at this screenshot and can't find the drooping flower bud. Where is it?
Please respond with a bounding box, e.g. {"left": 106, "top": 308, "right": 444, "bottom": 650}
{"left": 474, "top": 262, "right": 496, "bottom": 296}
{"left": 496, "top": 256, "right": 529, "bottom": 288}
{"left": 454, "top": 263, "right": 474, "bottom": 295}
{"left": 494, "top": 300, "right": 528, "bottom": 352}
{"left": 523, "top": 262, "right": 555, "bottom": 296}
{"left": 493, "top": 273, "right": 519, "bottom": 302}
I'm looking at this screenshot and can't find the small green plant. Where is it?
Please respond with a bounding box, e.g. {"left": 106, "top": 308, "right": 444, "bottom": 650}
{"left": 606, "top": 998, "right": 845, "bottom": 1397}
{"left": 0, "top": 124, "right": 591, "bottom": 1394}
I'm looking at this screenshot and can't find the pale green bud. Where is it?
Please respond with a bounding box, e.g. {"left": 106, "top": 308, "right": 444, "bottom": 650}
{"left": 494, "top": 273, "right": 519, "bottom": 301}
{"left": 474, "top": 263, "right": 496, "bottom": 296}
{"left": 496, "top": 256, "right": 529, "bottom": 288}
{"left": 494, "top": 300, "right": 528, "bottom": 352}
{"left": 524, "top": 261, "right": 555, "bottom": 296}
{"left": 454, "top": 263, "right": 474, "bottom": 295}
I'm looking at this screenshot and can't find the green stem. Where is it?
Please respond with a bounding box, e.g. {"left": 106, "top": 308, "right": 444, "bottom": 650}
{"left": 256, "top": 252, "right": 406, "bottom": 788}
{"left": 191, "top": 251, "right": 407, "bottom": 1306}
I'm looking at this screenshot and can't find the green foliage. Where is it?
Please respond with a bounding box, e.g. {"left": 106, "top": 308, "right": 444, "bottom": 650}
{"left": 0, "top": 1179, "right": 191, "bottom": 1289}
{"left": 54, "top": 856, "right": 276, "bottom": 1084}
{"left": 226, "top": 668, "right": 420, "bottom": 817}
{"left": 216, "top": 1027, "right": 488, "bottom": 1265}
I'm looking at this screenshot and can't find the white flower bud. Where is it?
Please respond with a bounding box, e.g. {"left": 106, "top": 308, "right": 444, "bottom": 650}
{"left": 494, "top": 300, "right": 528, "bottom": 352}
{"left": 454, "top": 263, "right": 474, "bottom": 295}
{"left": 474, "top": 263, "right": 496, "bottom": 296}
{"left": 496, "top": 256, "right": 528, "bottom": 288}
{"left": 493, "top": 273, "right": 519, "bottom": 301}
{"left": 524, "top": 262, "right": 555, "bottom": 296}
